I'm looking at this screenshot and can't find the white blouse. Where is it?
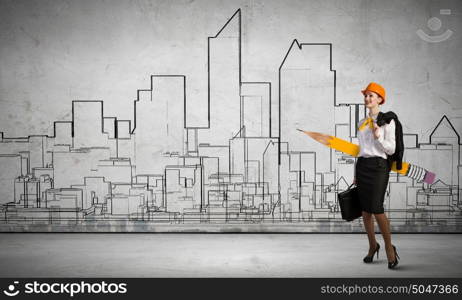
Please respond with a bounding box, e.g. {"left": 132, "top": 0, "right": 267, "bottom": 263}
{"left": 357, "top": 114, "right": 396, "bottom": 159}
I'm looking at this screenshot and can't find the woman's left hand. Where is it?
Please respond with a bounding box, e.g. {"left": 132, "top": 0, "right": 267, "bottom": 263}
{"left": 373, "top": 123, "right": 381, "bottom": 139}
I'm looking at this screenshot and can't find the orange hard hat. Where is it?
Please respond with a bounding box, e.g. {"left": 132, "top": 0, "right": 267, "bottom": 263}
{"left": 362, "top": 82, "right": 386, "bottom": 104}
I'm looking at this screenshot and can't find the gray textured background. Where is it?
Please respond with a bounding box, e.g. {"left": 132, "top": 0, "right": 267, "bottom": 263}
{"left": 1, "top": 0, "right": 461, "bottom": 136}
{"left": 0, "top": 0, "right": 461, "bottom": 232}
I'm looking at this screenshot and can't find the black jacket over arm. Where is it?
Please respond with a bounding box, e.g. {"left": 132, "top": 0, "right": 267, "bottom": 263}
{"left": 376, "top": 111, "right": 404, "bottom": 170}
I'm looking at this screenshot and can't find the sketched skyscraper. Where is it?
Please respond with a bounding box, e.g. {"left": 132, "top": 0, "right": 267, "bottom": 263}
{"left": 279, "top": 41, "right": 336, "bottom": 173}
{"left": 134, "top": 76, "right": 185, "bottom": 175}
{"left": 198, "top": 10, "right": 242, "bottom": 146}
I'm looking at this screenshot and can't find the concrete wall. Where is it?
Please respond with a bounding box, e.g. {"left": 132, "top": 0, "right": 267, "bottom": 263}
{"left": 0, "top": 0, "right": 461, "bottom": 232}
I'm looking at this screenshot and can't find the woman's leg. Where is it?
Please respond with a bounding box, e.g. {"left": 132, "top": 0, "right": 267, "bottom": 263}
{"left": 362, "top": 211, "right": 378, "bottom": 255}
{"left": 374, "top": 213, "right": 396, "bottom": 262}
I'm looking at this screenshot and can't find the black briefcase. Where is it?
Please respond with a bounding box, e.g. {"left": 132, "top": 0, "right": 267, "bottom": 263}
{"left": 337, "top": 184, "right": 362, "bottom": 221}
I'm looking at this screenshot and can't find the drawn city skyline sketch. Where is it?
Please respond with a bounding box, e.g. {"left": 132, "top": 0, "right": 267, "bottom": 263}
{"left": 0, "top": 8, "right": 461, "bottom": 232}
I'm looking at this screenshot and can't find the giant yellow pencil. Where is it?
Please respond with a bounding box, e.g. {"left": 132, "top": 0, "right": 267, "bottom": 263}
{"left": 297, "top": 129, "right": 436, "bottom": 184}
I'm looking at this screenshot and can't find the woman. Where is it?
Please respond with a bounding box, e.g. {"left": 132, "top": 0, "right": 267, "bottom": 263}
{"left": 354, "top": 82, "right": 400, "bottom": 269}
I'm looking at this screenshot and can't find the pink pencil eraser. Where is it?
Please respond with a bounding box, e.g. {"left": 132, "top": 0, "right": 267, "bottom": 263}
{"left": 423, "top": 171, "right": 436, "bottom": 184}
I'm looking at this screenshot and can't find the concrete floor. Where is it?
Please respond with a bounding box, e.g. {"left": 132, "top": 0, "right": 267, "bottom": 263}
{"left": 0, "top": 233, "right": 461, "bottom": 277}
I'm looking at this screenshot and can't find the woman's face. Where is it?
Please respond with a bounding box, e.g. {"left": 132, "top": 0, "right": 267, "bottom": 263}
{"left": 363, "top": 91, "right": 382, "bottom": 108}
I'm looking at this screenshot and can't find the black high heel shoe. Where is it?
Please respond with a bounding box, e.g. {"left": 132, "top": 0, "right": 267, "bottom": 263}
{"left": 363, "top": 243, "right": 380, "bottom": 263}
{"left": 388, "top": 245, "right": 400, "bottom": 269}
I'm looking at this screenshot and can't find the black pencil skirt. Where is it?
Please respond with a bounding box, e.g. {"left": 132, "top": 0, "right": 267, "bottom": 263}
{"left": 355, "top": 156, "right": 391, "bottom": 214}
